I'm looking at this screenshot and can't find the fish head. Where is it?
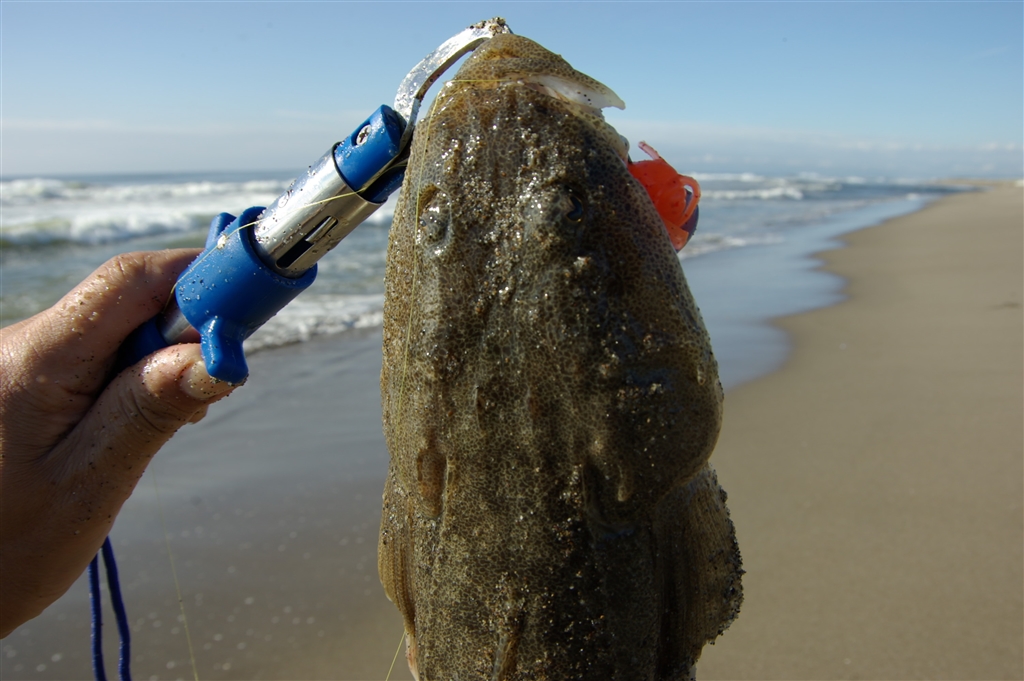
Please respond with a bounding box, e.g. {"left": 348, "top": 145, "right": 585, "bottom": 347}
{"left": 380, "top": 33, "right": 731, "bottom": 680}
{"left": 385, "top": 33, "right": 722, "bottom": 517}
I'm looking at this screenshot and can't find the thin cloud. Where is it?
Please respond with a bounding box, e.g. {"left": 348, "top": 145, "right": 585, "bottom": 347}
{"left": 271, "top": 109, "right": 367, "bottom": 124}
{"left": 609, "top": 118, "right": 1021, "bottom": 155}
{"left": 1, "top": 118, "right": 320, "bottom": 136}
{"left": 604, "top": 117, "right": 1022, "bottom": 178}
{"left": 1, "top": 118, "right": 120, "bottom": 132}
{"left": 967, "top": 45, "right": 1011, "bottom": 60}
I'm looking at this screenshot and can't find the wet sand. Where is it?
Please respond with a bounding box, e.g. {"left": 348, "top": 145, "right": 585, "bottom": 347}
{"left": 3, "top": 184, "right": 1021, "bottom": 680}
{"left": 698, "top": 181, "right": 1023, "bottom": 679}
{"left": 2, "top": 330, "right": 409, "bottom": 681}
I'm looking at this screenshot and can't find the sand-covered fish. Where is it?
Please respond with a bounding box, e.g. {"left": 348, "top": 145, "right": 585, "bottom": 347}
{"left": 379, "top": 31, "right": 741, "bottom": 680}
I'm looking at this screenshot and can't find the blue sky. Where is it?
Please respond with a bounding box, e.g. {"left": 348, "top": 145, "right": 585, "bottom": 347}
{"left": 2, "top": 1, "right": 1021, "bottom": 178}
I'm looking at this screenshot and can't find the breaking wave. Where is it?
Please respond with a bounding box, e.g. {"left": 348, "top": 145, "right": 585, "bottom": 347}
{"left": 0, "top": 176, "right": 396, "bottom": 247}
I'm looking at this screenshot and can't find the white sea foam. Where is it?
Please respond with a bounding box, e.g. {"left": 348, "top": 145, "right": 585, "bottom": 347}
{"left": 0, "top": 172, "right": 962, "bottom": 342}
{"left": 702, "top": 186, "right": 805, "bottom": 201}
{"left": 0, "top": 176, "right": 396, "bottom": 246}
{"left": 0, "top": 177, "right": 290, "bottom": 206}
{"left": 684, "top": 174, "right": 854, "bottom": 201}
{"left": 680, "top": 232, "right": 784, "bottom": 259}
{"left": 3, "top": 209, "right": 206, "bottom": 246}
{"left": 1, "top": 178, "right": 285, "bottom": 245}
{"left": 245, "top": 294, "right": 385, "bottom": 352}
{"left": 690, "top": 172, "right": 766, "bottom": 183}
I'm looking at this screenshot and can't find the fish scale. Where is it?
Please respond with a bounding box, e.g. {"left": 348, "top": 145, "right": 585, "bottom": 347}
{"left": 380, "top": 32, "right": 741, "bottom": 681}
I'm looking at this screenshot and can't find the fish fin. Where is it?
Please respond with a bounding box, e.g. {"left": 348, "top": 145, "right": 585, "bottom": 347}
{"left": 379, "top": 470, "right": 418, "bottom": 640}
{"left": 653, "top": 463, "right": 743, "bottom": 676}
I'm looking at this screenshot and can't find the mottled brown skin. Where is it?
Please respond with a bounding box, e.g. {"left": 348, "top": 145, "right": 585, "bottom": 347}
{"left": 379, "top": 34, "right": 741, "bottom": 681}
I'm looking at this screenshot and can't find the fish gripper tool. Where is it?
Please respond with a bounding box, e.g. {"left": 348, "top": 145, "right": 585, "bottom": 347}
{"left": 90, "top": 18, "right": 512, "bottom": 681}
{"left": 120, "top": 17, "right": 512, "bottom": 383}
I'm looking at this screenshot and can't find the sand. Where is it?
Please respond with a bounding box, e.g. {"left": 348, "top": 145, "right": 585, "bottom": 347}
{"left": 2, "top": 330, "right": 409, "bottom": 681}
{"left": 3, "top": 184, "right": 1021, "bottom": 681}
{"left": 697, "top": 182, "right": 1024, "bottom": 679}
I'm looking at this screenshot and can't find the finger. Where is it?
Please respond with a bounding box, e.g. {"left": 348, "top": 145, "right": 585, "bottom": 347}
{"left": 44, "top": 344, "right": 237, "bottom": 552}
{"left": 54, "top": 343, "right": 239, "bottom": 486}
{"left": 0, "top": 344, "right": 238, "bottom": 631}
{"left": 189, "top": 405, "right": 211, "bottom": 424}
{"left": 22, "top": 249, "right": 201, "bottom": 393}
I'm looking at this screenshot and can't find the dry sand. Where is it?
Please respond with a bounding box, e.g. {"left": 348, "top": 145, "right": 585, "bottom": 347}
{"left": 698, "top": 182, "right": 1023, "bottom": 679}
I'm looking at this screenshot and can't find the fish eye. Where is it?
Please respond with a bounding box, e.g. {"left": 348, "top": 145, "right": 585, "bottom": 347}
{"left": 417, "top": 186, "right": 451, "bottom": 248}
{"left": 565, "top": 192, "right": 585, "bottom": 222}
{"left": 420, "top": 205, "right": 447, "bottom": 243}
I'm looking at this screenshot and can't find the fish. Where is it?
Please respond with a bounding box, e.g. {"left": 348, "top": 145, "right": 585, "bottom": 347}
{"left": 378, "top": 31, "right": 742, "bottom": 681}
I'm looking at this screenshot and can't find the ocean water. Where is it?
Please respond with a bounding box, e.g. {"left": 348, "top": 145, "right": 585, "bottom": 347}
{"left": 0, "top": 171, "right": 970, "bottom": 679}
{"left": 0, "top": 170, "right": 964, "bottom": 385}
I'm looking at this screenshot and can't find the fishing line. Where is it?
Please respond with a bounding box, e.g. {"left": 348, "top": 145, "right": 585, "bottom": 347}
{"left": 123, "top": 79, "right": 492, "bottom": 681}
{"left": 94, "top": 189, "right": 367, "bottom": 681}
{"left": 387, "top": 77, "right": 506, "bottom": 676}
{"left": 163, "top": 188, "right": 364, "bottom": 303}
{"left": 395, "top": 78, "right": 461, "bottom": 415}
{"left": 385, "top": 82, "right": 444, "bottom": 680}
{"left": 385, "top": 630, "right": 406, "bottom": 681}
{"left": 92, "top": 137, "right": 407, "bottom": 681}
{"left": 152, "top": 459, "right": 200, "bottom": 681}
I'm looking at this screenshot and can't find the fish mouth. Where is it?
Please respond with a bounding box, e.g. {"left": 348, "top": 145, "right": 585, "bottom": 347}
{"left": 441, "top": 33, "right": 632, "bottom": 162}
{"left": 509, "top": 72, "right": 625, "bottom": 115}
{"left": 507, "top": 72, "right": 631, "bottom": 162}
{"left": 440, "top": 34, "right": 630, "bottom": 161}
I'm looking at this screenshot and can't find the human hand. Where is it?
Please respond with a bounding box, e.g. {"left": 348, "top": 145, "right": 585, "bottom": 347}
{"left": 0, "top": 250, "right": 241, "bottom": 637}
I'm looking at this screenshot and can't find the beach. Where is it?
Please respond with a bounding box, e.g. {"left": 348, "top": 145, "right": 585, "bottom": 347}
{"left": 2, "top": 182, "right": 1021, "bottom": 680}
{"left": 698, "top": 181, "right": 1023, "bottom": 679}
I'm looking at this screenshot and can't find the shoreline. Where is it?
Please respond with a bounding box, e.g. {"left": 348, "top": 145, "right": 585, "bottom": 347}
{"left": 698, "top": 181, "right": 1023, "bottom": 679}
{"left": 3, "top": 183, "right": 1021, "bottom": 680}
{"left": 685, "top": 192, "right": 943, "bottom": 390}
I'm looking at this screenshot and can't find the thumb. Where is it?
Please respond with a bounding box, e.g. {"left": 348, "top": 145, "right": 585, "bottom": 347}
{"left": 4, "top": 346, "right": 240, "bottom": 624}
{"left": 56, "top": 344, "right": 239, "bottom": 497}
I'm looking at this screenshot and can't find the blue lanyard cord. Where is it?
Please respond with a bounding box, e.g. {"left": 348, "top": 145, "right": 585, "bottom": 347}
{"left": 88, "top": 553, "right": 107, "bottom": 681}
{"left": 89, "top": 537, "right": 133, "bottom": 681}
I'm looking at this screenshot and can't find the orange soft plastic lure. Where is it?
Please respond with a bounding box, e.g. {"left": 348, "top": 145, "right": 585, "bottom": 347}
{"left": 627, "top": 141, "right": 701, "bottom": 251}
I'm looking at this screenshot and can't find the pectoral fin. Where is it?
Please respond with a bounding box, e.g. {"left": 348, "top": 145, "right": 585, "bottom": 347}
{"left": 378, "top": 470, "right": 418, "bottom": 641}
{"left": 654, "top": 463, "right": 743, "bottom": 678}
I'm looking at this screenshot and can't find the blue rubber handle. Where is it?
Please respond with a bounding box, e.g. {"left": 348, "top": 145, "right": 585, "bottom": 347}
{"left": 118, "top": 317, "right": 168, "bottom": 370}
{"left": 101, "top": 102, "right": 409, "bottom": 681}
{"left": 117, "top": 106, "right": 409, "bottom": 382}
{"left": 117, "top": 209, "right": 316, "bottom": 384}
{"left": 175, "top": 208, "right": 316, "bottom": 384}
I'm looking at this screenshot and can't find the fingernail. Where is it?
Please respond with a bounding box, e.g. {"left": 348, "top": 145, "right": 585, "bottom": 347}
{"left": 188, "top": 405, "right": 211, "bottom": 424}
{"left": 180, "top": 360, "right": 239, "bottom": 401}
